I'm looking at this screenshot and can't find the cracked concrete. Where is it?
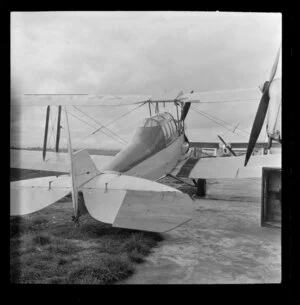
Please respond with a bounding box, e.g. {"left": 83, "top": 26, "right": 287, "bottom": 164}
{"left": 119, "top": 198, "right": 281, "bottom": 284}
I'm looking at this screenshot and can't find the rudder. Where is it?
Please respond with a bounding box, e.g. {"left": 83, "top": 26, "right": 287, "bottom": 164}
{"left": 72, "top": 149, "right": 100, "bottom": 188}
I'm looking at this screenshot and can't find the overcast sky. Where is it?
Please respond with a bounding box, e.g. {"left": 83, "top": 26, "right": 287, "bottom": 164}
{"left": 11, "top": 11, "right": 282, "bottom": 149}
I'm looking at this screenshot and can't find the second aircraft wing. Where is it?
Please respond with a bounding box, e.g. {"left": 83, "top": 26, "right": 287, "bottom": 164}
{"left": 172, "top": 153, "right": 281, "bottom": 179}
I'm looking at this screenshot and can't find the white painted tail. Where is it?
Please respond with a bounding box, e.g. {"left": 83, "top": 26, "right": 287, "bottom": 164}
{"left": 72, "top": 149, "right": 100, "bottom": 188}
{"left": 9, "top": 150, "right": 100, "bottom": 217}
{"left": 71, "top": 149, "right": 100, "bottom": 217}
{"left": 80, "top": 173, "right": 194, "bottom": 233}
{"left": 10, "top": 175, "right": 71, "bottom": 216}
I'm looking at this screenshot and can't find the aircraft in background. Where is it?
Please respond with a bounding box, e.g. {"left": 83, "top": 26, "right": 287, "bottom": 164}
{"left": 10, "top": 45, "right": 281, "bottom": 233}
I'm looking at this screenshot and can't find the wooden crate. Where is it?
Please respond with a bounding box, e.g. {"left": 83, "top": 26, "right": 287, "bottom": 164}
{"left": 261, "top": 167, "right": 281, "bottom": 228}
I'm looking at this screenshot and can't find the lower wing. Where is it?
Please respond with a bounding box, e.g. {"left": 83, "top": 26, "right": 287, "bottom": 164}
{"left": 172, "top": 153, "right": 281, "bottom": 179}
{"left": 10, "top": 149, "right": 113, "bottom": 173}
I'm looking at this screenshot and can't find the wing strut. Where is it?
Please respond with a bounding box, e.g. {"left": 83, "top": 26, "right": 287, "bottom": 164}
{"left": 42, "top": 105, "right": 50, "bottom": 160}
{"left": 55, "top": 105, "right": 62, "bottom": 152}
{"left": 64, "top": 106, "right": 79, "bottom": 222}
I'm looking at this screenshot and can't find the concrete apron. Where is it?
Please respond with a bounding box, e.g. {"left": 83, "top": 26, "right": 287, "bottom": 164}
{"left": 119, "top": 198, "right": 281, "bottom": 284}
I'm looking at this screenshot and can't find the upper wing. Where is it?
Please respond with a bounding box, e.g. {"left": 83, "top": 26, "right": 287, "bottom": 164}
{"left": 10, "top": 149, "right": 114, "bottom": 173}
{"left": 11, "top": 94, "right": 151, "bottom": 107}
{"left": 11, "top": 87, "right": 260, "bottom": 107}
{"left": 179, "top": 87, "right": 261, "bottom": 104}
{"left": 173, "top": 154, "right": 281, "bottom": 179}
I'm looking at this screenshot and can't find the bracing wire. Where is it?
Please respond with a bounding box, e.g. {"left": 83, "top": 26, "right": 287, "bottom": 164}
{"left": 67, "top": 110, "right": 98, "bottom": 129}
{"left": 90, "top": 102, "right": 146, "bottom": 136}
{"left": 72, "top": 106, "right": 128, "bottom": 145}
{"left": 70, "top": 103, "right": 146, "bottom": 146}
{"left": 197, "top": 98, "right": 258, "bottom": 104}
{"left": 193, "top": 107, "right": 250, "bottom": 136}
{"left": 66, "top": 110, "right": 113, "bottom": 144}
{"left": 66, "top": 109, "right": 127, "bottom": 146}
{"left": 191, "top": 107, "right": 249, "bottom": 139}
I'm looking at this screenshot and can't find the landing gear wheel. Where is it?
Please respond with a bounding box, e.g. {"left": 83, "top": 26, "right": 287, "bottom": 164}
{"left": 196, "top": 179, "right": 206, "bottom": 197}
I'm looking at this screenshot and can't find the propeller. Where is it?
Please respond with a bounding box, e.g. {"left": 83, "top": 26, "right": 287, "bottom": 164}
{"left": 217, "top": 135, "right": 237, "bottom": 156}
{"left": 179, "top": 102, "right": 191, "bottom": 144}
{"left": 180, "top": 102, "right": 191, "bottom": 122}
{"left": 178, "top": 91, "right": 194, "bottom": 144}
{"left": 179, "top": 90, "right": 193, "bottom": 122}
{"left": 244, "top": 45, "right": 281, "bottom": 166}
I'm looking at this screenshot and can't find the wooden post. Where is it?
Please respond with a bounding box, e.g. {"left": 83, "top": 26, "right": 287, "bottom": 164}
{"left": 55, "top": 105, "right": 62, "bottom": 152}
{"left": 43, "top": 105, "right": 50, "bottom": 160}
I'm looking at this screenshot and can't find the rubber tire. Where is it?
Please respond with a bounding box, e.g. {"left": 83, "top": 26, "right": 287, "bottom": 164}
{"left": 197, "top": 179, "right": 206, "bottom": 197}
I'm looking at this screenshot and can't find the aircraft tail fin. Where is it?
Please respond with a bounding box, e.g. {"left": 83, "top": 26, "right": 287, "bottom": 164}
{"left": 72, "top": 149, "right": 100, "bottom": 188}
{"left": 71, "top": 149, "right": 100, "bottom": 217}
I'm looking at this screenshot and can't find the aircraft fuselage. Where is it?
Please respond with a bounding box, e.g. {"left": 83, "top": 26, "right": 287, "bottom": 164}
{"left": 101, "top": 112, "right": 189, "bottom": 180}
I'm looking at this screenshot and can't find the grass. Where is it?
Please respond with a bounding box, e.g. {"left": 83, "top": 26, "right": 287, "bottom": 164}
{"left": 10, "top": 204, "right": 164, "bottom": 284}
{"left": 10, "top": 169, "right": 164, "bottom": 284}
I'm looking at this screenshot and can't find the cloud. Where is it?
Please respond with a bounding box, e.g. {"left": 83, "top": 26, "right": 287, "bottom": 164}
{"left": 11, "top": 12, "right": 281, "bottom": 148}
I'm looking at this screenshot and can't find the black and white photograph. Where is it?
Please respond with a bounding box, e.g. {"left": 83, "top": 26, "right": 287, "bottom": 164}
{"left": 10, "top": 11, "right": 282, "bottom": 285}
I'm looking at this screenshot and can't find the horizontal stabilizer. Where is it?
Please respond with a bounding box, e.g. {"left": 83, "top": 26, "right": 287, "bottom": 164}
{"left": 80, "top": 173, "right": 194, "bottom": 232}
{"left": 113, "top": 190, "right": 193, "bottom": 232}
{"left": 10, "top": 175, "right": 71, "bottom": 216}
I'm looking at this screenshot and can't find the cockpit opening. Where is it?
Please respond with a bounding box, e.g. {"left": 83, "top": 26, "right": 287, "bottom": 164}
{"left": 139, "top": 112, "right": 179, "bottom": 142}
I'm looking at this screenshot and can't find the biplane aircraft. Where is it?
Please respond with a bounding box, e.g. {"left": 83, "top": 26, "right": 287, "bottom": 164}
{"left": 10, "top": 45, "right": 281, "bottom": 233}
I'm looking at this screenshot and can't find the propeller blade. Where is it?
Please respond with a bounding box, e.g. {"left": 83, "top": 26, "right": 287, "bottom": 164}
{"left": 227, "top": 146, "right": 237, "bottom": 157}
{"left": 244, "top": 88, "right": 270, "bottom": 166}
{"left": 245, "top": 44, "right": 281, "bottom": 166}
{"left": 269, "top": 44, "right": 281, "bottom": 83}
{"left": 180, "top": 102, "right": 191, "bottom": 121}
{"left": 217, "top": 134, "right": 227, "bottom": 146}
{"left": 184, "top": 133, "right": 189, "bottom": 144}
{"left": 217, "top": 135, "right": 236, "bottom": 156}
